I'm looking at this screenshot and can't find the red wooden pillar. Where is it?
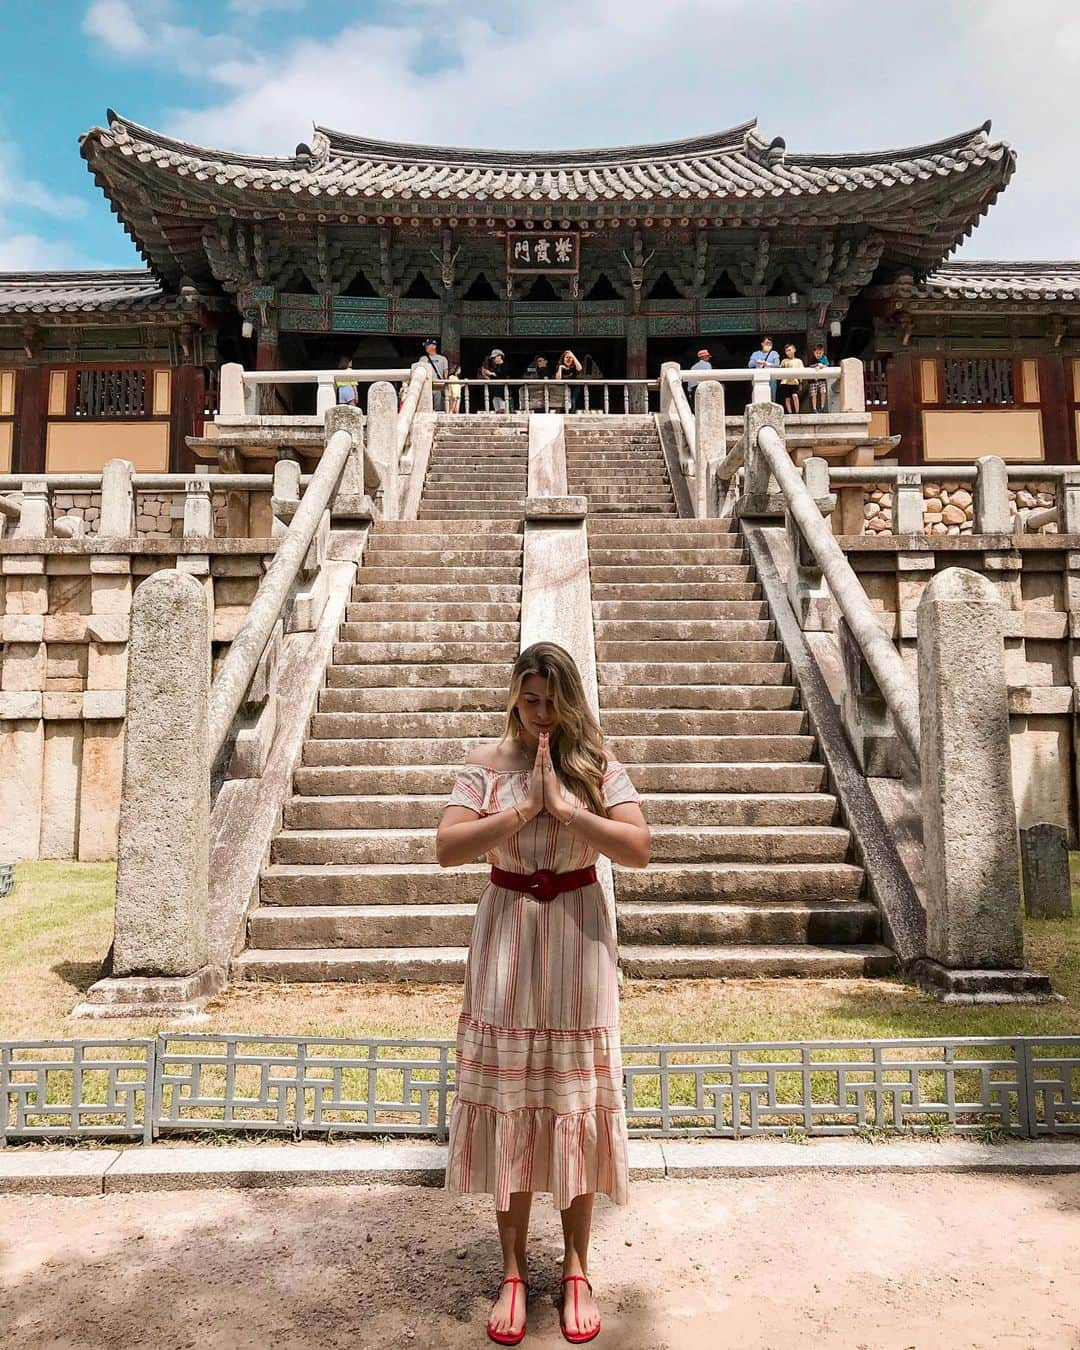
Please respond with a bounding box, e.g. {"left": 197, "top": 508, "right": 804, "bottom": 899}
{"left": 13, "top": 366, "right": 47, "bottom": 473}
{"left": 169, "top": 365, "right": 205, "bottom": 472}
{"left": 886, "top": 353, "right": 921, "bottom": 464}
{"left": 1037, "top": 355, "right": 1074, "bottom": 463}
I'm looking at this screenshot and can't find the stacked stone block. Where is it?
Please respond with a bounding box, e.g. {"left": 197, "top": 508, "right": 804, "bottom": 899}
{"left": 859, "top": 481, "right": 1058, "bottom": 536}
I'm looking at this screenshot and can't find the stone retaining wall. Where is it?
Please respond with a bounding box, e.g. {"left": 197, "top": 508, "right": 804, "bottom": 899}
{"left": 860, "top": 482, "right": 1058, "bottom": 536}
{"left": 0, "top": 540, "right": 273, "bottom": 861}
{"left": 49, "top": 493, "right": 234, "bottom": 538}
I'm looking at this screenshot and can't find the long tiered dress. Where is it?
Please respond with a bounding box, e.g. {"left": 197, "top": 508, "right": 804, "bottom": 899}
{"left": 443, "top": 759, "right": 641, "bottom": 1211}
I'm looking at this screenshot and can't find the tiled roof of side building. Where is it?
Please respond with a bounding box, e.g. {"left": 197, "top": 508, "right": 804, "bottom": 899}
{"left": 912, "top": 261, "right": 1080, "bottom": 303}
{"left": 0, "top": 269, "right": 166, "bottom": 315}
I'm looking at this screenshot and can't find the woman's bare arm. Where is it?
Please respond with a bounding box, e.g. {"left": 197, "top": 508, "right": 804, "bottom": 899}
{"left": 556, "top": 800, "right": 651, "bottom": 868}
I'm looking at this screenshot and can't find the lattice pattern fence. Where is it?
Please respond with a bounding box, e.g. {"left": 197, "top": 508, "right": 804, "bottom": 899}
{"left": 2, "top": 1035, "right": 1078, "bottom": 1145}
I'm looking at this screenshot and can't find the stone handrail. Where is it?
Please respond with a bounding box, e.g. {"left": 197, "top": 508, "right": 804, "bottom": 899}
{"left": 396, "top": 361, "right": 433, "bottom": 468}
{"left": 660, "top": 363, "right": 697, "bottom": 472}
{"left": 206, "top": 417, "right": 357, "bottom": 760}
{"left": 458, "top": 378, "right": 654, "bottom": 414}
{"left": 752, "top": 417, "right": 921, "bottom": 758}
{"left": 217, "top": 362, "right": 411, "bottom": 418}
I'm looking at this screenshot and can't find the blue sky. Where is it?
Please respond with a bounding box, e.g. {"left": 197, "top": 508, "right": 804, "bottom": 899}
{"left": 1, "top": 0, "right": 1078, "bottom": 272}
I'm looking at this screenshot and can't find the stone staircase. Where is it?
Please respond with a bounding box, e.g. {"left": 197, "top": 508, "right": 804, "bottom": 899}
{"left": 589, "top": 515, "right": 894, "bottom": 977}
{"left": 418, "top": 419, "right": 528, "bottom": 519}
{"left": 233, "top": 432, "right": 526, "bottom": 981}
{"left": 565, "top": 415, "right": 677, "bottom": 515}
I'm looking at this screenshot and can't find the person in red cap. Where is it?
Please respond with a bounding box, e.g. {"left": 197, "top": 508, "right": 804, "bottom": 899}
{"left": 686, "top": 347, "right": 713, "bottom": 406}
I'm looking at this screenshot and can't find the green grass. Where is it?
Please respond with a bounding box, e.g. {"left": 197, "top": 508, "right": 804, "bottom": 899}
{"left": 1, "top": 861, "right": 1078, "bottom": 1046}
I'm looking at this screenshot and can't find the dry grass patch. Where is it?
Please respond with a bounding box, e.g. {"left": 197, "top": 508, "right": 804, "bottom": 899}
{"left": 1, "top": 862, "right": 1078, "bottom": 1045}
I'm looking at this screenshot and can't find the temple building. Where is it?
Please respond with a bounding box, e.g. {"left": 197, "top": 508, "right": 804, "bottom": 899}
{"left": 1, "top": 111, "right": 1079, "bottom": 473}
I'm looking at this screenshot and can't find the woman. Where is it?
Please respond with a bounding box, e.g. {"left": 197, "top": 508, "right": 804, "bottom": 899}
{"left": 437, "top": 642, "right": 651, "bottom": 1345}
{"left": 554, "top": 349, "right": 583, "bottom": 413}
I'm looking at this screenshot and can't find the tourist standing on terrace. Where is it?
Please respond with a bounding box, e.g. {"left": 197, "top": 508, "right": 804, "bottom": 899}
{"left": 686, "top": 347, "right": 713, "bottom": 406}
{"left": 779, "top": 341, "right": 804, "bottom": 414}
{"left": 422, "top": 337, "right": 449, "bottom": 411}
{"left": 446, "top": 364, "right": 463, "bottom": 414}
{"left": 480, "top": 349, "right": 509, "bottom": 412}
{"left": 748, "top": 334, "right": 780, "bottom": 402}
{"left": 335, "top": 356, "right": 358, "bottom": 405}
{"left": 807, "top": 340, "right": 830, "bottom": 412}
{"left": 436, "top": 642, "right": 651, "bottom": 1346}
{"left": 555, "top": 349, "right": 584, "bottom": 412}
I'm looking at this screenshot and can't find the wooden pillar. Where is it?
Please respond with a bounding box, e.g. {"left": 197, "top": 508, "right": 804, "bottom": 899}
{"left": 887, "top": 352, "right": 921, "bottom": 464}
{"left": 14, "top": 365, "right": 47, "bottom": 473}
{"left": 169, "top": 365, "right": 205, "bottom": 473}
{"left": 441, "top": 306, "right": 461, "bottom": 373}
{"left": 1037, "top": 355, "right": 1074, "bottom": 464}
{"left": 626, "top": 316, "right": 647, "bottom": 380}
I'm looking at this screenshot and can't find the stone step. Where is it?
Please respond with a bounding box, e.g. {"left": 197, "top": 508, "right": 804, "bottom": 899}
{"left": 417, "top": 509, "right": 525, "bottom": 519}
{"left": 598, "top": 684, "right": 799, "bottom": 710}
{"left": 356, "top": 567, "right": 522, "bottom": 585}
{"left": 318, "top": 686, "right": 506, "bottom": 713}
{"left": 606, "top": 734, "right": 815, "bottom": 763}
{"left": 309, "top": 710, "right": 505, "bottom": 739}
{"left": 293, "top": 765, "right": 465, "bottom": 795}
{"left": 593, "top": 600, "right": 768, "bottom": 620}
{"left": 605, "top": 762, "right": 829, "bottom": 793}
{"left": 332, "top": 641, "right": 517, "bottom": 665}
{"left": 326, "top": 662, "right": 509, "bottom": 688}
{"left": 337, "top": 621, "right": 519, "bottom": 643}
{"left": 303, "top": 736, "right": 489, "bottom": 766}
{"left": 272, "top": 829, "right": 440, "bottom": 866}
{"left": 375, "top": 519, "right": 524, "bottom": 535}
{"left": 285, "top": 794, "right": 448, "bottom": 829}
{"left": 591, "top": 582, "right": 760, "bottom": 601}
{"left": 595, "top": 640, "right": 783, "bottom": 663}
{"left": 618, "top": 944, "right": 896, "bottom": 979}
{"left": 646, "top": 825, "right": 850, "bottom": 864}
{"left": 367, "top": 530, "right": 523, "bottom": 548}
{"left": 601, "top": 710, "right": 806, "bottom": 736}
{"left": 351, "top": 583, "right": 520, "bottom": 603}
{"left": 232, "top": 946, "right": 468, "bottom": 983}
{"left": 362, "top": 549, "right": 522, "bottom": 568}
{"left": 420, "top": 491, "right": 528, "bottom": 503}
{"left": 614, "top": 861, "right": 864, "bottom": 903}
{"left": 590, "top": 518, "right": 735, "bottom": 533}
{"left": 247, "top": 904, "right": 477, "bottom": 950}
{"left": 591, "top": 566, "right": 752, "bottom": 583}
{"left": 260, "top": 862, "right": 485, "bottom": 905}
{"left": 590, "top": 548, "right": 745, "bottom": 566}
{"left": 345, "top": 602, "right": 519, "bottom": 622}
{"left": 639, "top": 792, "right": 836, "bottom": 826}
{"left": 616, "top": 902, "right": 881, "bottom": 947}
{"left": 598, "top": 661, "right": 789, "bottom": 686}
{"left": 588, "top": 533, "right": 739, "bottom": 551}
{"left": 593, "top": 619, "right": 774, "bottom": 642}
{"left": 589, "top": 504, "right": 678, "bottom": 515}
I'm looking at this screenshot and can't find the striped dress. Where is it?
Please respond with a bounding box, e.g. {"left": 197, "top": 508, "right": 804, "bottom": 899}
{"left": 443, "top": 759, "right": 641, "bottom": 1211}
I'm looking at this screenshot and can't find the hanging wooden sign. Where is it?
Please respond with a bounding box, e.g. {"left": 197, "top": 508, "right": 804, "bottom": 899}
{"left": 506, "top": 232, "right": 579, "bottom": 274}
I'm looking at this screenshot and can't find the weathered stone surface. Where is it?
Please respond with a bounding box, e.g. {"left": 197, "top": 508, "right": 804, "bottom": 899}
{"left": 113, "top": 569, "right": 210, "bottom": 977}
{"left": 916, "top": 567, "right": 1023, "bottom": 969}
{"left": 0, "top": 718, "right": 43, "bottom": 858}
{"left": 78, "top": 720, "right": 124, "bottom": 861}
{"left": 1020, "top": 823, "right": 1073, "bottom": 918}
{"left": 39, "top": 722, "right": 82, "bottom": 859}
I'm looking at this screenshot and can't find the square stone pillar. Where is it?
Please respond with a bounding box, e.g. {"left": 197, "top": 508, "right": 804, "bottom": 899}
{"left": 693, "top": 381, "right": 726, "bottom": 519}
{"left": 785, "top": 456, "right": 835, "bottom": 630}
{"left": 738, "top": 402, "right": 785, "bottom": 518}
{"left": 838, "top": 617, "right": 902, "bottom": 777}
{"left": 911, "top": 566, "right": 1053, "bottom": 1001}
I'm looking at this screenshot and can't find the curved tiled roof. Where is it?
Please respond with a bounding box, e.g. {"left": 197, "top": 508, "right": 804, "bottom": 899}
{"left": 79, "top": 112, "right": 1016, "bottom": 285}
{"left": 909, "top": 261, "right": 1080, "bottom": 303}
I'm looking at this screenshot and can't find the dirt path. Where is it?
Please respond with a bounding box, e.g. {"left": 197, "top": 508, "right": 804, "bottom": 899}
{"left": 2, "top": 1173, "right": 1078, "bottom": 1349}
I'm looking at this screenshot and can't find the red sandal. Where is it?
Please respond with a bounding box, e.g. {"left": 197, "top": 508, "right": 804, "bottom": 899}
{"left": 487, "top": 1276, "right": 528, "bottom": 1346}
{"left": 560, "top": 1274, "right": 600, "bottom": 1344}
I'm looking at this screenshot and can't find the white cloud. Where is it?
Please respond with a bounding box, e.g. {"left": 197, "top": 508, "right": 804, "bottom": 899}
{"left": 227, "top": 0, "right": 306, "bottom": 14}
{"left": 0, "top": 131, "right": 90, "bottom": 271}
{"left": 0, "top": 232, "right": 84, "bottom": 271}
{"left": 80, "top": 0, "right": 1080, "bottom": 259}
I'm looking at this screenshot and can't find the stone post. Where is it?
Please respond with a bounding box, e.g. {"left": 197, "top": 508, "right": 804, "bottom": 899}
{"left": 111, "top": 570, "right": 211, "bottom": 984}
{"left": 658, "top": 360, "right": 678, "bottom": 415}
{"left": 1020, "top": 823, "right": 1073, "bottom": 918}
{"left": 99, "top": 459, "right": 135, "bottom": 537}
{"left": 410, "top": 362, "right": 434, "bottom": 413}
{"left": 694, "top": 381, "right": 725, "bottom": 519}
{"left": 271, "top": 457, "right": 301, "bottom": 539}
{"left": 911, "top": 566, "right": 1052, "bottom": 1000}
{"left": 315, "top": 372, "right": 336, "bottom": 418}
{"left": 182, "top": 477, "right": 214, "bottom": 538}
{"left": 838, "top": 357, "right": 865, "bottom": 413}
{"left": 893, "top": 470, "right": 924, "bottom": 536}
{"left": 324, "top": 403, "right": 373, "bottom": 518}
{"left": 838, "top": 617, "right": 901, "bottom": 776}
{"left": 786, "top": 456, "right": 835, "bottom": 630}
{"left": 739, "top": 401, "right": 785, "bottom": 516}
{"left": 1059, "top": 468, "right": 1080, "bottom": 534}
{"left": 362, "top": 382, "right": 399, "bottom": 519}
{"left": 14, "top": 480, "right": 50, "bottom": 538}
{"left": 974, "top": 456, "right": 1011, "bottom": 534}
{"left": 218, "top": 362, "right": 246, "bottom": 417}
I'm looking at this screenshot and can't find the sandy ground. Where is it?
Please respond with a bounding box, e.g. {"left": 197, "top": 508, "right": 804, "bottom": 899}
{"left": 1, "top": 1174, "right": 1078, "bottom": 1350}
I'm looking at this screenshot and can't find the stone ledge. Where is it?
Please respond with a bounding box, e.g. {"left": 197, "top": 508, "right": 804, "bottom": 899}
{"left": 2, "top": 1138, "right": 1078, "bottom": 1197}
{"left": 525, "top": 495, "right": 587, "bottom": 520}
{"left": 838, "top": 533, "right": 1080, "bottom": 552}
{"left": 73, "top": 966, "right": 226, "bottom": 1019}
{"left": 910, "top": 958, "right": 1060, "bottom": 1004}
{"left": 0, "top": 538, "right": 280, "bottom": 557}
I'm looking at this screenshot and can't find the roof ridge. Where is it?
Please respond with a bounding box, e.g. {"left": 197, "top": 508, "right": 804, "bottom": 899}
{"left": 788, "top": 120, "right": 1006, "bottom": 167}
{"left": 0, "top": 268, "right": 158, "bottom": 283}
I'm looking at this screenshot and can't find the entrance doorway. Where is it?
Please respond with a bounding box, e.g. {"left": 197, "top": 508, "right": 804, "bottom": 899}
{"left": 459, "top": 336, "right": 626, "bottom": 381}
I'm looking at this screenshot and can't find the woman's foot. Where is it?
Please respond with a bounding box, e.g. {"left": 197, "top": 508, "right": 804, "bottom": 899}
{"left": 487, "top": 1274, "right": 528, "bottom": 1345}
{"left": 560, "top": 1273, "right": 601, "bottom": 1343}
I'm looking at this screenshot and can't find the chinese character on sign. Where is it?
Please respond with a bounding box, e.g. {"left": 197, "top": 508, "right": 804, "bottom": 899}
{"left": 506, "top": 231, "right": 579, "bottom": 274}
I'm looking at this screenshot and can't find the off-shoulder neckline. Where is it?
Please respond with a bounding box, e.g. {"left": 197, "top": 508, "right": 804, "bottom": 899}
{"left": 464, "top": 764, "right": 530, "bottom": 774}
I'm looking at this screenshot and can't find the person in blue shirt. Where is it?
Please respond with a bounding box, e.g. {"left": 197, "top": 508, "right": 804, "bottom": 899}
{"left": 748, "top": 335, "right": 780, "bottom": 402}
{"left": 807, "top": 340, "right": 830, "bottom": 412}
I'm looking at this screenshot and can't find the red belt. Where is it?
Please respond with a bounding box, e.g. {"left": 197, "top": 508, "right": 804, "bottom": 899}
{"left": 490, "top": 865, "right": 597, "bottom": 902}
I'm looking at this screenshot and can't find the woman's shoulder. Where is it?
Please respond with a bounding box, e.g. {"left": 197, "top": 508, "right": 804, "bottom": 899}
{"left": 463, "top": 739, "right": 529, "bottom": 771}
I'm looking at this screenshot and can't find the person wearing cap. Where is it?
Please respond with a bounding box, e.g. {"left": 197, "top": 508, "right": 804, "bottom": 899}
{"left": 686, "top": 347, "right": 713, "bottom": 406}
{"left": 480, "top": 348, "right": 509, "bottom": 413}
{"left": 421, "top": 337, "right": 449, "bottom": 411}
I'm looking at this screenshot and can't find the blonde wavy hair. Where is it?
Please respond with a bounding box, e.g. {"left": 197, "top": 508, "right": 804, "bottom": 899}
{"left": 504, "top": 642, "right": 608, "bottom": 818}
